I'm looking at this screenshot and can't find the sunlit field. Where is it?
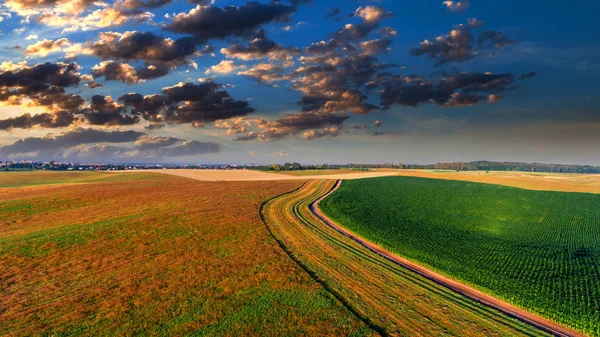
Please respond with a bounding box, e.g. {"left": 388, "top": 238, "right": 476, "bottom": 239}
{"left": 261, "top": 180, "right": 550, "bottom": 337}
{"left": 393, "top": 170, "right": 600, "bottom": 194}
{"left": 321, "top": 176, "right": 600, "bottom": 336}
{"left": 0, "top": 172, "right": 371, "bottom": 336}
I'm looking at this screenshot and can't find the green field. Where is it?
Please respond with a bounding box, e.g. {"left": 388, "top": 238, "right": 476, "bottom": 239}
{"left": 320, "top": 176, "right": 600, "bottom": 336}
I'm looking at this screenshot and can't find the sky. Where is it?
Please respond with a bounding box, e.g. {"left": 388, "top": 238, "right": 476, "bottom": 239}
{"left": 0, "top": 0, "right": 598, "bottom": 165}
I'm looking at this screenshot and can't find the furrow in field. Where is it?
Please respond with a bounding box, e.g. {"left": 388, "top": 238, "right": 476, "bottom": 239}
{"left": 261, "top": 180, "right": 552, "bottom": 337}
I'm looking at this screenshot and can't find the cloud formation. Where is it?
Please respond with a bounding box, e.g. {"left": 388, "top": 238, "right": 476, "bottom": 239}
{"left": 117, "top": 80, "right": 255, "bottom": 127}
{"left": 164, "top": 2, "right": 296, "bottom": 42}
{"left": 220, "top": 33, "right": 300, "bottom": 61}
{"left": 24, "top": 38, "right": 74, "bottom": 57}
{"left": 0, "top": 127, "right": 220, "bottom": 160}
{"left": 0, "top": 1, "right": 541, "bottom": 159}
{"left": 91, "top": 61, "right": 169, "bottom": 84}
{"left": 235, "top": 112, "right": 349, "bottom": 142}
{"left": 442, "top": 1, "right": 470, "bottom": 13}
{"left": 377, "top": 72, "right": 520, "bottom": 108}
{"left": 205, "top": 60, "right": 246, "bottom": 75}
{"left": 85, "top": 31, "right": 199, "bottom": 70}
{"left": 411, "top": 22, "right": 515, "bottom": 65}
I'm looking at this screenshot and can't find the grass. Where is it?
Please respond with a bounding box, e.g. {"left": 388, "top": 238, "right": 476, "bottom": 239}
{"left": 262, "top": 180, "right": 550, "bottom": 337}
{"left": 0, "top": 172, "right": 371, "bottom": 336}
{"left": 0, "top": 171, "right": 168, "bottom": 188}
{"left": 320, "top": 176, "right": 600, "bottom": 336}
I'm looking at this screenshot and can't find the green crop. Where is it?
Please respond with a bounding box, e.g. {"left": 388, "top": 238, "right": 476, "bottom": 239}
{"left": 321, "top": 176, "right": 600, "bottom": 336}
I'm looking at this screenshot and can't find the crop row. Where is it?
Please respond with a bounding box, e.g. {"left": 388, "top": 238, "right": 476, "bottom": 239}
{"left": 320, "top": 176, "right": 600, "bottom": 336}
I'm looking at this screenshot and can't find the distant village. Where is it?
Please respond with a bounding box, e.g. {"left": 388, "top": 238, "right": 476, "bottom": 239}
{"left": 0, "top": 161, "right": 245, "bottom": 172}
{"left": 2, "top": 160, "right": 600, "bottom": 174}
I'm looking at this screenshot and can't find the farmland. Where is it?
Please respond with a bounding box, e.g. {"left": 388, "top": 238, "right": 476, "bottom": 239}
{"left": 0, "top": 171, "right": 166, "bottom": 188}
{"left": 0, "top": 172, "right": 372, "bottom": 336}
{"left": 262, "top": 180, "right": 550, "bottom": 336}
{"left": 393, "top": 169, "right": 600, "bottom": 194}
{"left": 320, "top": 176, "right": 600, "bottom": 336}
{"left": 272, "top": 170, "right": 368, "bottom": 176}
{"left": 137, "top": 169, "right": 400, "bottom": 181}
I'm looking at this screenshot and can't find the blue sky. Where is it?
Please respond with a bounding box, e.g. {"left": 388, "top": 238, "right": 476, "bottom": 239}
{"left": 0, "top": 0, "right": 598, "bottom": 165}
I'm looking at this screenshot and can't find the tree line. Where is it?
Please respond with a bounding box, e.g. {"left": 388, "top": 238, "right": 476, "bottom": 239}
{"left": 251, "top": 161, "right": 600, "bottom": 174}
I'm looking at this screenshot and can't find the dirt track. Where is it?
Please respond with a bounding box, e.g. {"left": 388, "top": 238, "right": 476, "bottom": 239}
{"left": 312, "top": 180, "right": 586, "bottom": 337}
{"left": 137, "top": 169, "right": 400, "bottom": 181}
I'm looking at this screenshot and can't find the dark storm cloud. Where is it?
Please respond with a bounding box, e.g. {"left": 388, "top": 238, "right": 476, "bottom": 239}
{"left": 0, "top": 111, "right": 78, "bottom": 130}
{"left": 164, "top": 2, "right": 296, "bottom": 42}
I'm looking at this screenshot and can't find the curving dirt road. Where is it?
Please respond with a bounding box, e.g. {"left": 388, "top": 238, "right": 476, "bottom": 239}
{"left": 311, "top": 180, "right": 586, "bottom": 337}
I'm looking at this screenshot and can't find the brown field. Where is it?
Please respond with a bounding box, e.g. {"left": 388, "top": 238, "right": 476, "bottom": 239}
{"left": 388, "top": 169, "right": 600, "bottom": 193}
{"left": 134, "top": 169, "right": 400, "bottom": 181}
{"left": 261, "top": 180, "right": 550, "bottom": 337}
{"left": 110, "top": 169, "right": 600, "bottom": 193}
{"left": 272, "top": 170, "right": 368, "bottom": 176}
{"left": 0, "top": 171, "right": 163, "bottom": 188}
{"left": 0, "top": 172, "right": 373, "bottom": 336}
